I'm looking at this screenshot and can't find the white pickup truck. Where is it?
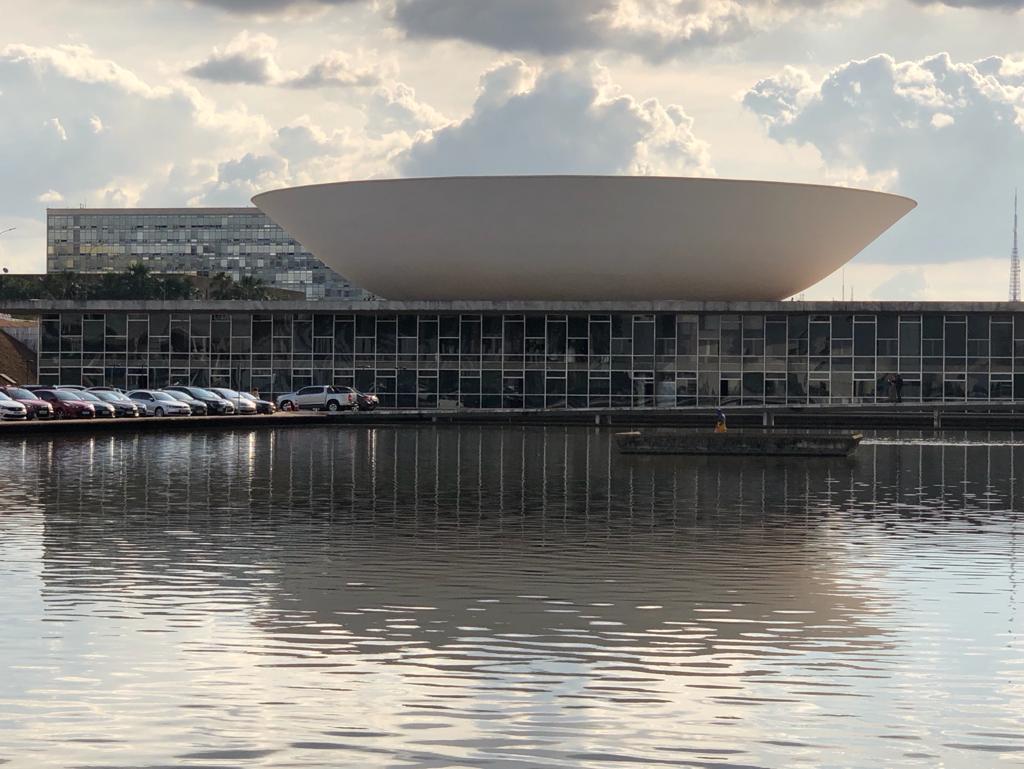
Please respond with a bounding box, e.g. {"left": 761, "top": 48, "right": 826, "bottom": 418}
{"left": 276, "top": 385, "right": 358, "bottom": 412}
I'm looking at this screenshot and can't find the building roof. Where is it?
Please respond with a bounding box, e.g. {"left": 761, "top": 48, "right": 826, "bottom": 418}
{"left": 253, "top": 176, "right": 916, "bottom": 302}
{"left": 47, "top": 207, "right": 260, "bottom": 216}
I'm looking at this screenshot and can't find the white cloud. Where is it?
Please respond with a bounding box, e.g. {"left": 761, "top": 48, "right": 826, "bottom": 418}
{"left": 44, "top": 117, "right": 68, "bottom": 141}
{"left": 186, "top": 31, "right": 393, "bottom": 89}
{"left": 744, "top": 52, "right": 1024, "bottom": 264}
{"left": 364, "top": 80, "right": 447, "bottom": 138}
{"left": 36, "top": 190, "right": 64, "bottom": 204}
{"left": 185, "top": 31, "right": 284, "bottom": 84}
{"left": 0, "top": 43, "right": 268, "bottom": 220}
{"left": 398, "top": 59, "right": 712, "bottom": 177}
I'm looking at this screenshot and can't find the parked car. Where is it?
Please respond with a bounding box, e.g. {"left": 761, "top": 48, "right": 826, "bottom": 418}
{"left": 276, "top": 385, "right": 358, "bottom": 412}
{"left": 207, "top": 388, "right": 258, "bottom": 415}
{"left": 0, "top": 391, "right": 28, "bottom": 420}
{"left": 88, "top": 389, "right": 141, "bottom": 418}
{"left": 55, "top": 384, "right": 88, "bottom": 391}
{"left": 160, "top": 390, "right": 208, "bottom": 416}
{"left": 355, "top": 390, "right": 379, "bottom": 411}
{"left": 237, "top": 391, "right": 276, "bottom": 414}
{"left": 72, "top": 390, "right": 117, "bottom": 418}
{"left": 128, "top": 390, "right": 192, "bottom": 417}
{"left": 0, "top": 387, "right": 54, "bottom": 419}
{"left": 163, "top": 386, "right": 235, "bottom": 415}
{"left": 34, "top": 389, "right": 97, "bottom": 419}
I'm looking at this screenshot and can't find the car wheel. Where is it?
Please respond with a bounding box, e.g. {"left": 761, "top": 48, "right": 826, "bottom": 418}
{"left": 281, "top": 400, "right": 294, "bottom": 411}
{"left": 327, "top": 400, "right": 341, "bottom": 412}
{"left": 155, "top": 406, "right": 165, "bottom": 417}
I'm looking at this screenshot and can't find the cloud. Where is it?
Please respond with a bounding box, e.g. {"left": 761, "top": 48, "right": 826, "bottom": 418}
{"left": 285, "top": 51, "right": 393, "bottom": 88}
{"left": 182, "top": 0, "right": 357, "bottom": 14}
{"left": 0, "top": 43, "right": 268, "bottom": 218}
{"left": 364, "top": 81, "right": 447, "bottom": 138}
{"left": 744, "top": 52, "right": 1024, "bottom": 264}
{"left": 910, "top": 1, "right": 1024, "bottom": 9}
{"left": 397, "top": 59, "right": 712, "bottom": 177}
{"left": 389, "top": 0, "right": 851, "bottom": 61}
{"left": 186, "top": 31, "right": 391, "bottom": 88}
{"left": 185, "top": 31, "right": 283, "bottom": 84}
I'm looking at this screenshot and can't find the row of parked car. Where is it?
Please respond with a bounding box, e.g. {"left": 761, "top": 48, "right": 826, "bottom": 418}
{"left": 0, "top": 385, "right": 277, "bottom": 420}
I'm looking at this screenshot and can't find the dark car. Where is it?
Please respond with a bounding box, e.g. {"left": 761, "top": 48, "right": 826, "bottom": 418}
{"left": 0, "top": 386, "right": 55, "bottom": 419}
{"left": 238, "top": 391, "right": 276, "bottom": 414}
{"left": 89, "top": 389, "right": 141, "bottom": 417}
{"left": 73, "top": 390, "right": 117, "bottom": 418}
{"left": 163, "top": 386, "right": 235, "bottom": 415}
{"left": 159, "top": 390, "right": 208, "bottom": 416}
{"left": 34, "top": 389, "right": 97, "bottom": 419}
{"left": 355, "top": 390, "right": 379, "bottom": 411}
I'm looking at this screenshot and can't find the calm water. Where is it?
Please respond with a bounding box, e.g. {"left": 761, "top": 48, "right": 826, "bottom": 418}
{"left": 0, "top": 426, "right": 1022, "bottom": 768}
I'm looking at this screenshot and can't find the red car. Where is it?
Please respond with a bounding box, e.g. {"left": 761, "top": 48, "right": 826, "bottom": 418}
{"left": 33, "top": 389, "right": 97, "bottom": 419}
{"left": 0, "top": 387, "right": 55, "bottom": 420}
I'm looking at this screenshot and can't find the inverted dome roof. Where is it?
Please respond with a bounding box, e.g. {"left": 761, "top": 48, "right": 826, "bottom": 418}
{"left": 253, "top": 176, "right": 916, "bottom": 301}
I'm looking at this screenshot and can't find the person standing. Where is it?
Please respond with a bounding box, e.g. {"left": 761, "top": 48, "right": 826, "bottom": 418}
{"left": 886, "top": 374, "right": 897, "bottom": 403}
{"left": 894, "top": 373, "right": 904, "bottom": 404}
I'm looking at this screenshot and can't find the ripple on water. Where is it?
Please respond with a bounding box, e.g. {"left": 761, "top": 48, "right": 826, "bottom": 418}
{"left": 0, "top": 426, "right": 1021, "bottom": 769}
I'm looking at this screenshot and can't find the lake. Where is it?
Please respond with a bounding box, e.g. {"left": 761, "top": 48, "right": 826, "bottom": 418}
{"left": 1, "top": 426, "right": 1022, "bottom": 768}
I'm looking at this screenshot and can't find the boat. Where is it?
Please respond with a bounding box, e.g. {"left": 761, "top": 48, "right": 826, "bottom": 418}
{"left": 614, "top": 429, "right": 863, "bottom": 457}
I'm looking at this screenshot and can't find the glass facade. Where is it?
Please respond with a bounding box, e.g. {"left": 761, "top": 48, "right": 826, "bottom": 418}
{"left": 46, "top": 208, "right": 370, "bottom": 301}
{"left": 33, "top": 308, "right": 1024, "bottom": 407}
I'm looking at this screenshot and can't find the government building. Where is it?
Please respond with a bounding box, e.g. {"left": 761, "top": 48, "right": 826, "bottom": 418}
{"left": 6, "top": 176, "right": 1021, "bottom": 408}
{"left": 46, "top": 207, "right": 369, "bottom": 301}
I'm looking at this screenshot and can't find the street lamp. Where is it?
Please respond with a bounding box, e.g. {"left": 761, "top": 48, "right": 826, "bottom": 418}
{"left": 0, "top": 227, "right": 13, "bottom": 275}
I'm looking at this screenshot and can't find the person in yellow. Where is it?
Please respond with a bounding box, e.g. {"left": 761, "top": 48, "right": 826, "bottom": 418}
{"left": 714, "top": 409, "right": 728, "bottom": 433}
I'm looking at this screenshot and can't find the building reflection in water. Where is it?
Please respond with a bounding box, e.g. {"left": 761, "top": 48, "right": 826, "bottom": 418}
{"left": 8, "top": 426, "right": 1022, "bottom": 768}
{"left": 28, "top": 427, "right": 1022, "bottom": 645}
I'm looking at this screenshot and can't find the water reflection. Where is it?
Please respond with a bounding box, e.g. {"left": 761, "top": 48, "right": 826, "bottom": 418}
{"left": 1, "top": 427, "right": 1022, "bottom": 768}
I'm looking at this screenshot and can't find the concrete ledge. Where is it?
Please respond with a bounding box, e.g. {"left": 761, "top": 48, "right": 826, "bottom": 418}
{"left": 2, "top": 403, "right": 1024, "bottom": 436}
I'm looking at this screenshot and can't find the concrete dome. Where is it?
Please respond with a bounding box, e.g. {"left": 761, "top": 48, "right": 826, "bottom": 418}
{"left": 252, "top": 176, "right": 916, "bottom": 301}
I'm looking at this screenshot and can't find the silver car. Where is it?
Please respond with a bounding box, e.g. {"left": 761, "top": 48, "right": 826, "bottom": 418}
{"left": 208, "top": 388, "right": 258, "bottom": 415}
{"left": 128, "top": 390, "right": 192, "bottom": 417}
{"left": 276, "top": 385, "right": 358, "bottom": 412}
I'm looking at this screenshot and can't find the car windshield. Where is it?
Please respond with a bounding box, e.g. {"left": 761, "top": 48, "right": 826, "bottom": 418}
{"left": 328, "top": 386, "right": 353, "bottom": 394}
{"left": 75, "top": 392, "right": 103, "bottom": 402}
{"left": 238, "top": 392, "right": 258, "bottom": 402}
{"left": 7, "top": 388, "right": 35, "bottom": 399}
{"left": 162, "top": 391, "right": 190, "bottom": 401}
{"left": 189, "top": 388, "right": 218, "bottom": 399}
{"left": 53, "top": 391, "right": 84, "bottom": 402}
{"left": 95, "top": 391, "right": 129, "bottom": 403}
{"left": 216, "top": 388, "right": 241, "bottom": 398}
{"left": 152, "top": 392, "right": 181, "bottom": 402}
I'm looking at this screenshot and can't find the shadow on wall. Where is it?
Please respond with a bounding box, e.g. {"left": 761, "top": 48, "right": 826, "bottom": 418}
{"left": 0, "top": 328, "right": 35, "bottom": 384}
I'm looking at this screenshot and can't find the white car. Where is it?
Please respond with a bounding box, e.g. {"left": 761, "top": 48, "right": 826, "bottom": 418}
{"left": 0, "top": 391, "right": 28, "bottom": 420}
{"left": 276, "top": 385, "right": 358, "bottom": 412}
{"left": 128, "top": 390, "right": 192, "bottom": 417}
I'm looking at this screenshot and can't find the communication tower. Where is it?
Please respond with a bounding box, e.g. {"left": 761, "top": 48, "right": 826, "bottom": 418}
{"left": 1012, "top": 190, "right": 1021, "bottom": 302}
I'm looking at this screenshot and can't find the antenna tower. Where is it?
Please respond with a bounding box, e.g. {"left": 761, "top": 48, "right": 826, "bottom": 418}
{"left": 1012, "top": 190, "right": 1021, "bottom": 302}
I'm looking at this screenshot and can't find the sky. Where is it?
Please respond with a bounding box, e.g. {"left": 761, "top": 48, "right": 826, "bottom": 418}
{"left": 1, "top": 0, "right": 1023, "bottom": 300}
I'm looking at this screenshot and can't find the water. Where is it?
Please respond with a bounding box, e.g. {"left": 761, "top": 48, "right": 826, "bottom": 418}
{"left": 1, "top": 426, "right": 1022, "bottom": 768}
